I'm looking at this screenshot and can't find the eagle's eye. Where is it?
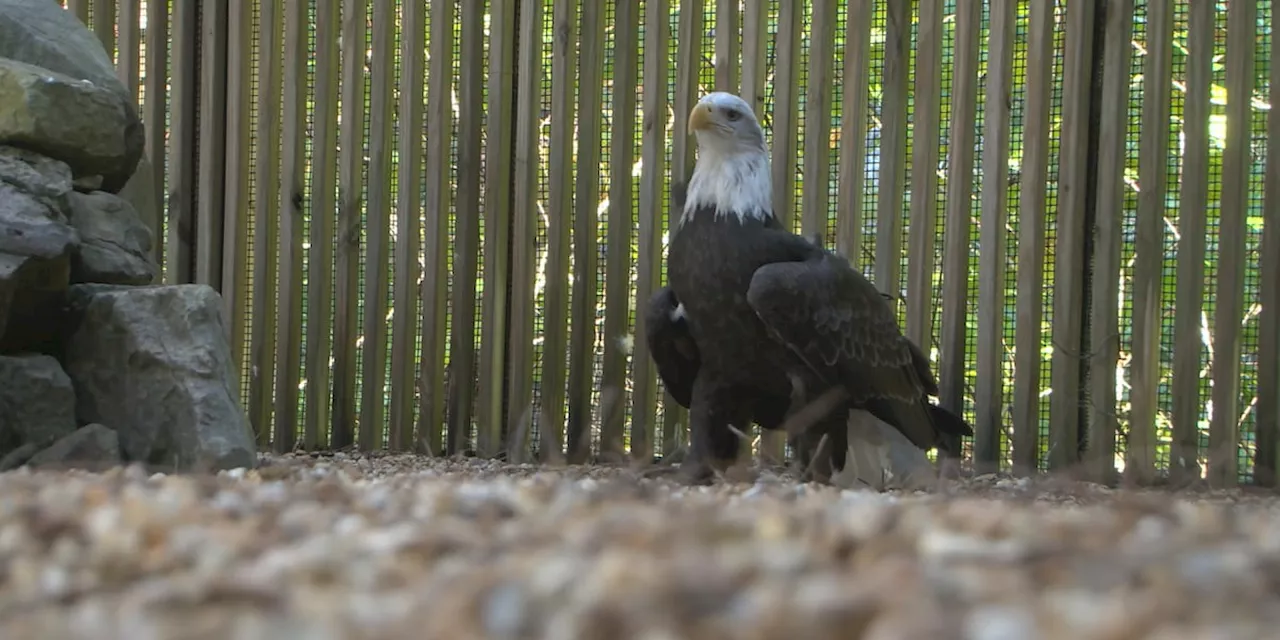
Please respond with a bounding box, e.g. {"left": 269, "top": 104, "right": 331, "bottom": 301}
{"left": 724, "top": 108, "right": 742, "bottom": 122}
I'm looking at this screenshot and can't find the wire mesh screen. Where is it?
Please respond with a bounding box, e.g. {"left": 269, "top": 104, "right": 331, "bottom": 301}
{"left": 1041, "top": 3, "right": 1066, "bottom": 470}
{"left": 88, "top": 0, "right": 1279, "bottom": 484}
{"left": 1242, "top": 0, "right": 1270, "bottom": 480}
{"left": 862, "top": 4, "right": 886, "bottom": 278}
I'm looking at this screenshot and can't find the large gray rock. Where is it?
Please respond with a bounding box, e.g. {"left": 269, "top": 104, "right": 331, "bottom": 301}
{"left": 0, "top": 145, "right": 78, "bottom": 260}
{"left": 63, "top": 284, "right": 257, "bottom": 471}
{"left": 28, "top": 423, "right": 121, "bottom": 470}
{"left": 0, "top": 353, "right": 77, "bottom": 454}
{"left": 67, "top": 190, "right": 157, "bottom": 285}
{"left": 117, "top": 156, "right": 162, "bottom": 264}
{"left": 832, "top": 410, "right": 938, "bottom": 491}
{"left": 0, "top": 146, "right": 76, "bottom": 352}
{"left": 72, "top": 174, "right": 104, "bottom": 192}
{"left": 0, "top": 0, "right": 144, "bottom": 192}
{"left": 0, "top": 58, "right": 139, "bottom": 191}
{"left": 0, "top": 441, "right": 37, "bottom": 471}
{"left": 0, "top": 250, "right": 69, "bottom": 349}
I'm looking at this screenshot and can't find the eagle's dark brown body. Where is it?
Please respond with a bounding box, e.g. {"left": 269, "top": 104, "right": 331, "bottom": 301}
{"left": 656, "top": 204, "right": 973, "bottom": 483}
{"left": 651, "top": 91, "right": 972, "bottom": 484}
{"left": 665, "top": 207, "right": 845, "bottom": 478}
{"left": 668, "top": 212, "right": 813, "bottom": 396}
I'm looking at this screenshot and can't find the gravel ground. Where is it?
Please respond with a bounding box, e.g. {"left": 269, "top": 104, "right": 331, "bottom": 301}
{"left": 1, "top": 453, "right": 1279, "bottom": 639}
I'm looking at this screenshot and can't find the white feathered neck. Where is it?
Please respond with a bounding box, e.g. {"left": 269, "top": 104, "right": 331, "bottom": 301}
{"left": 679, "top": 143, "right": 773, "bottom": 226}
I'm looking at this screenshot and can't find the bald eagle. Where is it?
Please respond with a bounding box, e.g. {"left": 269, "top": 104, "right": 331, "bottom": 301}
{"left": 649, "top": 91, "right": 972, "bottom": 484}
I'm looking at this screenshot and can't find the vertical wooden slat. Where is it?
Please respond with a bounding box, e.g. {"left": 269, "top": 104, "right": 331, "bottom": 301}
{"left": 1258, "top": 1, "right": 1280, "bottom": 487}
{"left": 1171, "top": 0, "right": 1212, "bottom": 483}
{"left": 938, "top": 0, "right": 980, "bottom": 440}
{"left": 331, "top": 0, "right": 368, "bottom": 449}
{"left": 714, "top": 0, "right": 738, "bottom": 92}
{"left": 672, "top": 0, "right": 704, "bottom": 185}
{"left": 222, "top": 0, "right": 252, "bottom": 386}
{"left": 766, "top": 0, "right": 801, "bottom": 486}
{"left": 504, "top": 0, "right": 543, "bottom": 463}
{"left": 448, "top": 0, "right": 484, "bottom": 455}
{"left": 197, "top": 0, "right": 229, "bottom": 290}
{"left": 1126, "top": 0, "right": 1171, "bottom": 483}
{"left": 1209, "top": 0, "right": 1256, "bottom": 488}
{"left": 905, "top": 0, "right": 942, "bottom": 348}
{"left": 541, "top": 0, "right": 577, "bottom": 462}
{"left": 68, "top": 0, "right": 89, "bottom": 26}
{"left": 599, "top": 0, "right": 640, "bottom": 459}
{"left": 248, "top": 0, "right": 282, "bottom": 446}
{"left": 800, "top": 0, "right": 836, "bottom": 239}
{"left": 770, "top": 0, "right": 801, "bottom": 229}
{"left": 974, "top": 0, "right": 1016, "bottom": 471}
{"left": 791, "top": 0, "right": 835, "bottom": 479}
{"left": 566, "top": 0, "right": 607, "bottom": 463}
{"left": 739, "top": 0, "right": 766, "bottom": 119}
{"left": 873, "top": 0, "right": 909, "bottom": 292}
{"left": 741, "top": 0, "right": 780, "bottom": 463}
{"left": 836, "top": 0, "right": 872, "bottom": 263}
{"left": 117, "top": 0, "right": 140, "bottom": 101}
{"left": 631, "top": 0, "right": 670, "bottom": 463}
{"left": 659, "top": 0, "right": 702, "bottom": 459}
{"left": 361, "top": 0, "right": 396, "bottom": 451}
{"left": 1047, "top": 0, "right": 1096, "bottom": 471}
{"left": 166, "top": 0, "right": 197, "bottom": 284}
{"left": 273, "top": 0, "right": 308, "bottom": 452}
{"left": 1011, "top": 0, "right": 1055, "bottom": 475}
{"left": 767, "top": 0, "right": 801, "bottom": 463}
{"left": 785, "top": 0, "right": 832, "bottom": 462}
{"left": 93, "top": 0, "right": 116, "bottom": 59}
{"left": 389, "top": 0, "right": 426, "bottom": 451}
{"left": 478, "top": 0, "right": 517, "bottom": 457}
{"left": 143, "top": 0, "right": 169, "bottom": 265}
{"left": 304, "top": 0, "right": 341, "bottom": 450}
{"left": 421, "top": 0, "right": 455, "bottom": 456}
{"left": 1087, "top": 0, "right": 1134, "bottom": 484}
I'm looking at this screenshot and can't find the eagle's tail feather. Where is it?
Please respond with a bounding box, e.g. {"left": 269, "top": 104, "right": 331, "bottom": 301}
{"left": 926, "top": 402, "right": 973, "bottom": 439}
{"left": 868, "top": 397, "right": 940, "bottom": 452}
{"left": 925, "top": 402, "right": 973, "bottom": 458}
{"left": 867, "top": 395, "right": 974, "bottom": 455}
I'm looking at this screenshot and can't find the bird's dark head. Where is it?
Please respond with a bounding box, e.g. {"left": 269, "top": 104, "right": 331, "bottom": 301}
{"left": 680, "top": 92, "right": 772, "bottom": 226}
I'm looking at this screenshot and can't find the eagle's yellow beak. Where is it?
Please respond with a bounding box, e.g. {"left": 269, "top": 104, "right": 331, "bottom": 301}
{"left": 688, "top": 103, "right": 715, "bottom": 135}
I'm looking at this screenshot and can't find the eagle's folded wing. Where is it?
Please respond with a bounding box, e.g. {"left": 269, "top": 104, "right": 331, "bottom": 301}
{"left": 643, "top": 286, "right": 699, "bottom": 408}
{"left": 746, "top": 253, "right": 943, "bottom": 449}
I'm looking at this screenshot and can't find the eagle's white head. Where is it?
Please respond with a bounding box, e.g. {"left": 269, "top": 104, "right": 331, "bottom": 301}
{"left": 680, "top": 92, "right": 773, "bottom": 226}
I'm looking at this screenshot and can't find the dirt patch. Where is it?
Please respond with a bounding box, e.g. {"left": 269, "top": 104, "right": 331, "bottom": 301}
{"left": 0, "top": 453, "right": 1278, "bottom": 639}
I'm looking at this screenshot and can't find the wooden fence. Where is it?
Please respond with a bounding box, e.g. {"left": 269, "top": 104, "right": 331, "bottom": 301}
{"left": 65, "top": 0, "right": 1280, "bottom": 487}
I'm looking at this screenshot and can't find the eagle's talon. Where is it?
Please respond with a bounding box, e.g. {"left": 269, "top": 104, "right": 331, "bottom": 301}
{"left": 678, "top": 466, "right": 717, "bottom": 486}
{"left": 677, "top": 455, "right": 739, "bottom": 486}
{"left": 638, "top": 465, "right": 683, "bottom": 479}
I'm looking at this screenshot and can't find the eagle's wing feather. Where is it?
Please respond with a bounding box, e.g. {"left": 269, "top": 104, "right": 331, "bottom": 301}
{"left": 746, "top": 254, "right": 923, "bottom": 398}
{"left": 643, "top": 286, "right": 699, "bottom": 409}
{"left": 908, "top": 339, "right": 940, "bottom": 397}
{"left": 876, "top": 291, "right": 941, "bottom": 397}
{"left": 746, "top": 253, "right": 944, "bottom": 449}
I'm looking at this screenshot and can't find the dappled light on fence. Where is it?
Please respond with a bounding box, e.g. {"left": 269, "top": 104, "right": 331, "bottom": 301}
{"left": 67, "top": 0, "right": 1280, "bottom": 488}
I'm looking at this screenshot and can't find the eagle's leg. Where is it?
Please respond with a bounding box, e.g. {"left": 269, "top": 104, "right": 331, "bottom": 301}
{"left": 681, "top": 375, "right": 750, "bottom": 485}
{"left": 825, "top": 412, "right": 849, "bottom": 474}
{"left": 795, "top": 412, "right": 849, "bottom": 484}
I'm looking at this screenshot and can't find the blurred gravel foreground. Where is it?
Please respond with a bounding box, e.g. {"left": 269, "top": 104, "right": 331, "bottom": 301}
{"left": 1, "top": 453, "right": 1279, "bottom": 640}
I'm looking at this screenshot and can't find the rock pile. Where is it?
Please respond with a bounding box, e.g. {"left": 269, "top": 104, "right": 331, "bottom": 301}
{"left": 0, "top": 0, "right": 256, "bottom": 472}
